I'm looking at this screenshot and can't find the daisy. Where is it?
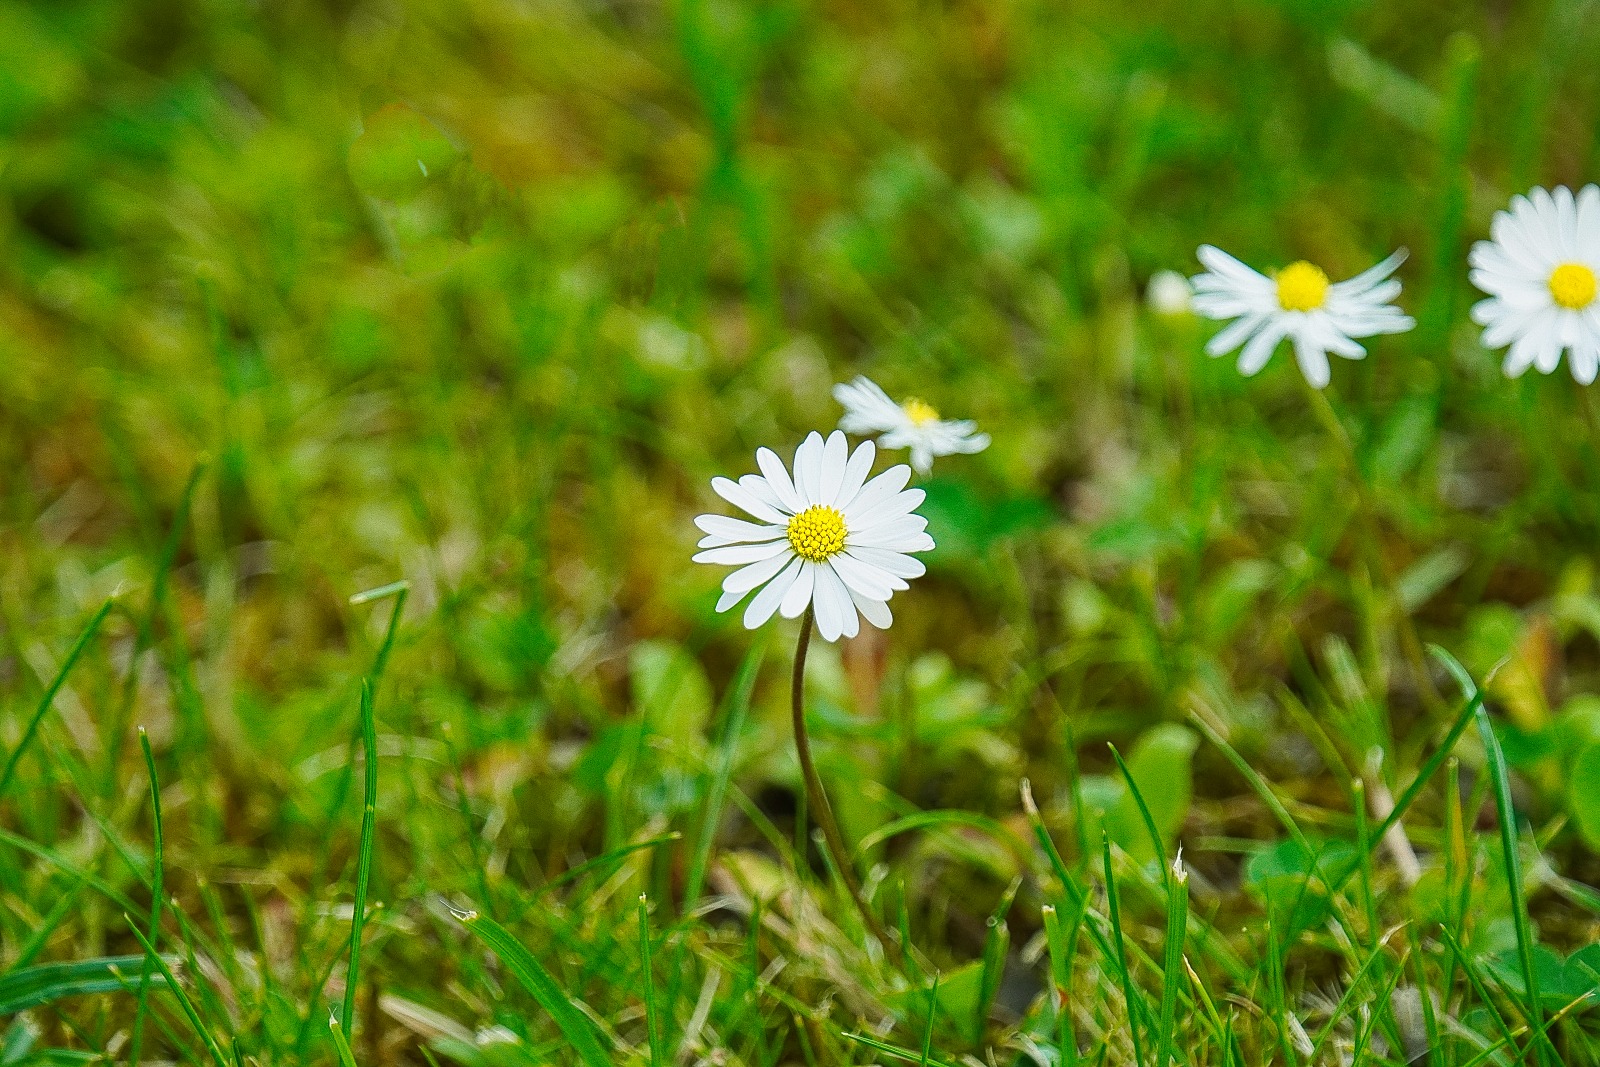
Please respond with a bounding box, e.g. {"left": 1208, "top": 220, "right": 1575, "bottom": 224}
{"left": 833, "top": 376, "right": 990, "bottom": 475}
{"left": 1146, "top": 269, "right": 1194, "bottom": 316}
{"left": 1469, "top": 185, "right": 1600, "bottom": 384}
{"left": 1189, "top": 245, "right": 1415, "bottom": 388}
{"left": 693, "top": 430, "right": 934, "bottom": 642}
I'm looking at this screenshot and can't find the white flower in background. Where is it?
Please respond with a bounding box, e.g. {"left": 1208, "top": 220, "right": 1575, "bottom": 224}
{"left": 1189, "top": 245, "right": 1415, "bottom": 388}
{"left": 832, "top": 376, "right": 990, "bottom": 475}
{"left": 1469, "top": 185, "right": 1600, "bottom": 384}
{"left": 693, "top": 431, "right": 934, "bottom": 641}
{"left": 1146, "top": 269, "right": 1194, "bottom": 316}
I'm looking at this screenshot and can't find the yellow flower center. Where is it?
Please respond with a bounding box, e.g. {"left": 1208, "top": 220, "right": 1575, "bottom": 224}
{"left": 1276, "top": 261, "right": 1329, "bottom": 312}
{"left": 786, "top": 505, "right": 847, "bottom": 563}
{"left": 902, "top": 398, "right": 939, "bottom": 426}
{"left": 1549, "top": 262, "right": 1597, "bottom": 310}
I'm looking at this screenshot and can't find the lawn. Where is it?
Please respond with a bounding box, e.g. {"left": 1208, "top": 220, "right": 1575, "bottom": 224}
{"left": 3, "top": 0, "right": 1600, "bottom": 1063}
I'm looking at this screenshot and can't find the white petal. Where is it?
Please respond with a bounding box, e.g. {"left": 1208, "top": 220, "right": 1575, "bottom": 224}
{"left": 819, "top": 430, "right": 849, "bottom": 505}
{"left": 695, "top": 514, "right": 785, "bottom": 544}
{"left": 850, "top": 590, "right": 893, "bottom": 630}
{"left": 792, "top": 432, "right": 825, "bottom": 503}
{"left": 1237, "top": 321, "right": 1287, "bottom": 376}
{"left": 848, "top": 515, "right": 930, "bottom": 549}
{"left": 756, "top": 448, "right": 805, "bottom": 513}
{"left": 828, "top": 553, "right": 901, "bottom": 600}
{"left": 850, "top": 486, "right": 925, "bottom": 530}
{"left": 744, "top": 557, "right": 802, "bottom": 629}
{"left": 1291, "top": 331, "right": 1332, "bottom": 389}
{"left": 834, "top": 377, "right": 905, "bottom": 434}
{"left": 1204, "top": 313, "right": 1268, "bottom": 356}
{"left": 712, "top": 477, "right": 788, "bottom": 525}
{"left": 842, "top": 465, "right": 913, "bottom": 523}
{"left": 1328, "top": 248, "right": 1407, "bottom": 299}
{"left": 779, "top": 561, "right": 817, "bottom": 619}
{"left": 814, "top": 563, "right": 858, "bottom": 640}
{"left": 847, "top": 547, "right": 928, "bottom": 578}
{"left": 833, "top": 440, "right": 877, "bottom": 512}
{"left": 722, "top": 549, "right": 797, "bottom": 596}
{"left": 811, "top": 565, "right": 848, "bottom": 641}
{"left": 693, "top": 540, "right": 791, "bottom": 566}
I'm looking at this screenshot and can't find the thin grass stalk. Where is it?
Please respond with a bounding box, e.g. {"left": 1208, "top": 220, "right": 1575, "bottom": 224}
{"left": 341, "top": 679, "right": 380, "bottom": 1033}
{"left": 1042, "top": 905, "right": 1079, "bottom": 1067}
{"left": 125, "top": 918, "right": 229, "bottom": 1067}
{"left": 130, "top": 728, "right": 165, "bottom": 1067}
{"left": 638, "top": 894, "right": 665, "bottom": 1066}
{"left": 1101, "top": 835, "right": 1148, "bottom": 1067}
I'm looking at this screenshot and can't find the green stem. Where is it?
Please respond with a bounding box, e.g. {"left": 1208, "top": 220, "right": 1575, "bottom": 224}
{"left": 791, "top": 609, "right": 900, "bottom": 961}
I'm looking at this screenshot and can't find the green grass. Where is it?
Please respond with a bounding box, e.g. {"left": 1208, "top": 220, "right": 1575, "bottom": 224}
{"left": 4, "top": 0, "right": 1600, "bottom": 1063}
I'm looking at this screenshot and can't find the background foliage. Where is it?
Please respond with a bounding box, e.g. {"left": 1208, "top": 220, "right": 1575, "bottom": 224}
{"left": 5, "top": 0, "right": 1600, "bottom": 1063}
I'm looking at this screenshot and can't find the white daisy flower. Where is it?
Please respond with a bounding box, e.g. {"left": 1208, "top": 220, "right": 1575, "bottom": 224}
{"left": 832, "top": 375, "right": 990, "bottom": 475}
{"left": 693, "top": 430, "right": 934, "bottom": 642}
{"left": 1189, "top": 245, "right": 1415, "bottom": 388}
{"left": 1146, "top": 269, "right": 1194, "bottom": 316}
{"left": 1469, "top": 185, "right": 1600, "bottom": 384}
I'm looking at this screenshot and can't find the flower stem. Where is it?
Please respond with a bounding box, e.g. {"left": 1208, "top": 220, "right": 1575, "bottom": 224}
{"left": 791, "top": 608, "right": 901, "bottom": 961}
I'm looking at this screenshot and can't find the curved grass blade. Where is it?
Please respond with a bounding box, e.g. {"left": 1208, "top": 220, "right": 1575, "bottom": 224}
{"left": 1109, "top": 743, "right": 1169, "bottom": 874}
{"left": 454, "top": 909, "right": 611, "bottom": 1067}
{"left": 0, "top": 955, "right": 172, "bottom": 1014}
{"left": 1432, "top": 646, "right": 1553, "bottom": 1067}
{"left": 0, "top": 600, "right": 115, "bottom": 801}
{"left": 124, "top": 919, "right": 228, "bottom": 1067}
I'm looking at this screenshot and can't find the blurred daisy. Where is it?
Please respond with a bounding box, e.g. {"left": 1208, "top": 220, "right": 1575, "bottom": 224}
{"left": 1189, "top": 246, "right": 1414, "bottom": 388}
{"left": 1469, "top": 185, "right": 1600, "bottom": 384}
{"left": 693, "top": 430, "right": 934, "bottom": 642}
{"left": 833, "top": 375, "right": 989, "bottom": 475}
{"left": 1146, "top": 269, "right": 1194, "bottom": 316}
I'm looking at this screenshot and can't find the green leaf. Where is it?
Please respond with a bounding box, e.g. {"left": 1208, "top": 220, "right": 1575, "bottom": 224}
{"left": 0, "top": 955, "right": 172, "bottom": 1014}
{"left": 630, "top": 639, "right": 713, "bottom": 750}
{"left": 456, "top": 911, "right": 611, "bottom": 1067}
{"left": 1244, "top": 838, "right": 1358, "bottom": 934}
{"left": 1104, "top": 725, "right": 1197, "bottom": 867}
{"left": 1569, "top": 743, "right": 1600, "bottom": 852}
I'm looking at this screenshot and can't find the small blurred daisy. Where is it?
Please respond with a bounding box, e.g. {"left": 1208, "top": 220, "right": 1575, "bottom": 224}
{"left": 694, "top": 430, "right": 933, "bottom": 642}
{"left": 833, "top": 375, "right": 990, "bottom": 475}
{"left": 1146, "top": 269, "right": 1194, "bottom": 316}
{"left": 1469, "top": 185, "right": 1600, "bottom": 384}
{"left": 1189, "top": 246, "right": 1414, "bottom": 388}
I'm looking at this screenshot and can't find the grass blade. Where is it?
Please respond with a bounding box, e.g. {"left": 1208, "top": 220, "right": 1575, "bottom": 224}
{"left": 1154, "top": 856, "right": 1189, "bottom": 1067}
{"left": 454, "top": 908, "right": 612, "bottom": 1067}
{"left": 124, "top": 919, "right": 228, "bottom": 1067}
{"left": 341, "top": 679, "right": 380, "bottom": 1033}
{"left": 638, "top": 894, "right": 665, "bottom": 1067}
{"left": 1109, "top": 742, "right": 1169, "bottom": 873}
{"left": 0, "top": 600, "right": 115, "bottom": 801}
{"left": 1432, "top": 647, "right": 1553, "bottom": 1067}
{"left": 329, "top": 1016, "right": 358, "bottom": 1067}
{"left": 685, "top": 641, "right": 764, "bottom": 905}
{"left": 0, "top": 955, "right": 170, "bottom": 1014}
{"left": 1102, "top": 834, "right": 1148, "bottom": 1067}
{"left": 129, "top": 728, "right": 166, "bottom": 1067}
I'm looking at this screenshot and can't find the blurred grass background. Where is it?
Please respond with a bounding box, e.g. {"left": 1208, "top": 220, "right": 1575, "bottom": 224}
{"left": 7, "top": 0, "right": 1600, "bottom": 1062}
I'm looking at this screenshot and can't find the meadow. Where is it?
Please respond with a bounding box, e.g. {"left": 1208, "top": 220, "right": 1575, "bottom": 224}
{"left": 4, "top": 0, "right": 1600, "bottom": 1063}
